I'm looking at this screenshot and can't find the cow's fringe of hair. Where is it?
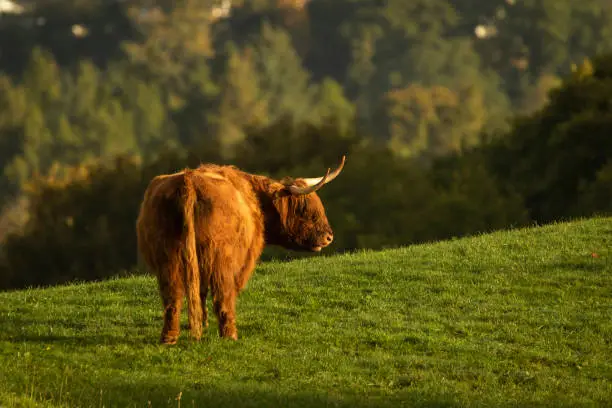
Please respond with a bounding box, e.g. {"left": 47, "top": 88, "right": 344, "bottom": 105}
{"left": 181, "top": 169, "right": 203, "bottom": 340}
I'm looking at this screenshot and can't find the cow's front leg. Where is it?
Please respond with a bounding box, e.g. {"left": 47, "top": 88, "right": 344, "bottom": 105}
{"left": 213, "top": 295, "right": 237, "bottom": 340}
{"left": 160, "top": 288, "right": 183, "bottom": 345}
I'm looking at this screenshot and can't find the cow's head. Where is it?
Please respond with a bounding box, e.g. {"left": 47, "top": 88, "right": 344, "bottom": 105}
{"left": 265, "top": 156, "right": 346, "bottom": 252}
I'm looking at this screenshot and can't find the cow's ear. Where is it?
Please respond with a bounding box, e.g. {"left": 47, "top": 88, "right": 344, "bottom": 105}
{"left": 269, "top": 182, "right": 292, "bottom": 199}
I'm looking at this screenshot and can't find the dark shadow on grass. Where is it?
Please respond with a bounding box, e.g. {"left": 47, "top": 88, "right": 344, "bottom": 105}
{"left": 547, "top": 259, "right": 607, "bottom": 273}
{"left": 1, "top": 311, "right": 276, "bottom": 347}
{"left": 44, "top": 376, "right": 598, "bottom": 408}
{"left": 69, "top": 379, "right": 466, "bottom": 408}
{"left": 1, "top": 314, "right": 244, "bottom": 347}
{"left": 3, "top": 332, "right": 162, "bottom": 347}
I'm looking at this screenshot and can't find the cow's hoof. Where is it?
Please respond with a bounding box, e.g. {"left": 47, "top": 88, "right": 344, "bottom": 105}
{"left": 221, "top": 328, "right": 238, "bottom": 341}
{"left": 160, "top": 332, "right": 179, "bottom": 345}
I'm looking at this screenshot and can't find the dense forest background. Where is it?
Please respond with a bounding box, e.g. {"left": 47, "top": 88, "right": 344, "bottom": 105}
{"left": 0, "top": 0, "right": 611, "bottom": 290}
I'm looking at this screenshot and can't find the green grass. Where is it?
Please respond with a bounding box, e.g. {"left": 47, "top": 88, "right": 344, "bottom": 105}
{"left": 0, "top": 217, "right": 611, "bottom": 407}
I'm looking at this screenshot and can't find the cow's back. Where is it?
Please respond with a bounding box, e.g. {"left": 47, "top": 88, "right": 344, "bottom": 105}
{"left": 137, "top": 165, "right": 264, "bottom": 271}
{"left": 191, "top": 165, "right": 262, "bottom": 249}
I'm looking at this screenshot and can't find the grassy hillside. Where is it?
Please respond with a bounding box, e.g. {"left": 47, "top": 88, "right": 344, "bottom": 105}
{"left": 0, "top": 217, "right": 611, "bottom": 407}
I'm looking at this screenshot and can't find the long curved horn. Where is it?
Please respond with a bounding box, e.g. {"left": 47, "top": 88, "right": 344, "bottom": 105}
{"left": 287, "top": 155, "right": 346, "bottom": 196}
{"left": 301, "top": 155, "right": 346, "bottom": 187}
{"left": 287, "top": 168, "right": 330, "bottom": 195}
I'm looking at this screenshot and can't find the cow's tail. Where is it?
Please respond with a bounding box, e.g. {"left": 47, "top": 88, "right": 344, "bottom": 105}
{"left": 181, "top": 169, "right": 203, "bottom": 340}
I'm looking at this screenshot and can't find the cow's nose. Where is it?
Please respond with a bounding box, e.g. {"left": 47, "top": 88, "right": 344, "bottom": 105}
{"left": 324, "top": 233, "right": 334, "bottom": 244}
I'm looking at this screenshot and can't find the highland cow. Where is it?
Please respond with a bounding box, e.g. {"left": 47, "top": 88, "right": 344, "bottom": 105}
{"left": 136, "top": 156, "right": 345, "bottom": 344}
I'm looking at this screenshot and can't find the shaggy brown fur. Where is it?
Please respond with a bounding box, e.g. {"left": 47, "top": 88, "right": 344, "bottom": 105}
{"left": 136, "top": 159, "right": 343, "bottom": 344}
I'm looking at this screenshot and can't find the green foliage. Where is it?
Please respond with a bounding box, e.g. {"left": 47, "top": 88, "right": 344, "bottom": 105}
{"left": 212, "top": 43, "right": 269, "bottom": 158}
{"left": 0, "top": 49, "right": 179, "bottom": 199}
{"left": 483, "top": 55, "right": 612, "bottom": 221}
{"left": 454, "top": 0, "right": 612, "bottom": 109}
{"left": 0, "top": 196, "right": 29, "bottom": 248}
{"left": 206, "top": 0, "right": 511, "bottom": 157}
{"left": 254, "top": 23, "right": 314, "bottom": 124}
{"left": 308, "top": 78, "right": 356, "bottom": 133}
{"left": 382, "top": 83, "right": 494, "bottom": 158}
{"left": 0, "top": 218, "right": 610, "bottom": 406}
{"left": 212, "top": 23, "right": 319, "bottom": 158}
{"left": 1, "top": 157, "right": 144, "bottom": 289}
{"left": 235, "top": 116, "right": 360, "bottom": 175}
{"left": 576, "top": 160, "right": 612, "bottom": 216}
{"left": 427, "top": 155, "right": 530, "bottom": 239}
{"left": 122, "top": 0, "right": 218, "bottom": 101}
{"left": 331, "top": 0, "right": 511, "bottom": 156}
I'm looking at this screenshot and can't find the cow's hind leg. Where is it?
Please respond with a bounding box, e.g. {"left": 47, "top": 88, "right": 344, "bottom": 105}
{"left": 186, "top": 277, "right": 209, "bottom": 332}
{"left": 200, "top": 282, "right": 209, "bottom": 328}
{"left": 210, "top": 257, "right": 239, "bottom": 340}
{"left": 157, "top": 258, "right": 184, "bottom": 345}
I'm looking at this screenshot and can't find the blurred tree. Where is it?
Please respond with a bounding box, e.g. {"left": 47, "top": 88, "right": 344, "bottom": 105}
{"left": 332, "top": 0, "right": 512, "bottom": 156}
{"left": 575, "top": 160, "right": 612, "bottom": 216}
{"left": 235, "top": 114, "right": 360, "bottom": 176}
{"left": 121, "top": 0, "right": 219, "bottom": 153}
{"left": 0, "top": 47, "right": 178, "bottom": 202}
{"left": 122, "top": 0, "right": 215, "bottom": 94}
{"left": 483, "top": 56, "right": 612, "bottom": 221}
{"left": 300, "top": 0, "right": 360, "bottom": 83}
{"left": 308, "top": 78, "right": 356, "bottom": 134}
{"left": 382, "top": 84, "right": 486, "bottom": 159}
{"left": 0, "top": 0, "right": 137, "bottom": 76}
{"left": 254, "top": 23, "right": 314, "bottom": 124}
{"left": 210, "top": 23, "right": 316, "bottom": 158}
{"left": 0, "top": 73, "right": 29, "bottom": 201}
{"left": 2, "top": 51, "right": 58, "bottom": 189}
{"left": 426, "top": 153, "right": 529, "bottom": 239}
{"left": 0, "top": 156, "right": 144, "bottom": 288}
{"left": 453, "top": 0, "right": 612, "bottom": 110}
{"left": 516, "top": 73, "right": 562, "bottom": 115}
{"left": 213, "top": 44, "right": 269, "bottom": 159}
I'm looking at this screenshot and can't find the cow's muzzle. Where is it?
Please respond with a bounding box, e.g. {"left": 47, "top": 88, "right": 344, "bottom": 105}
{"left": 312, "top": 232, "right": 334, "bottom": 252}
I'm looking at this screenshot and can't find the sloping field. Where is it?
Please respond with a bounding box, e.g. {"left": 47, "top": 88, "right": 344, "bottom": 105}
{"left": 0, "top": 217, "right": 610, "bottom": 407}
